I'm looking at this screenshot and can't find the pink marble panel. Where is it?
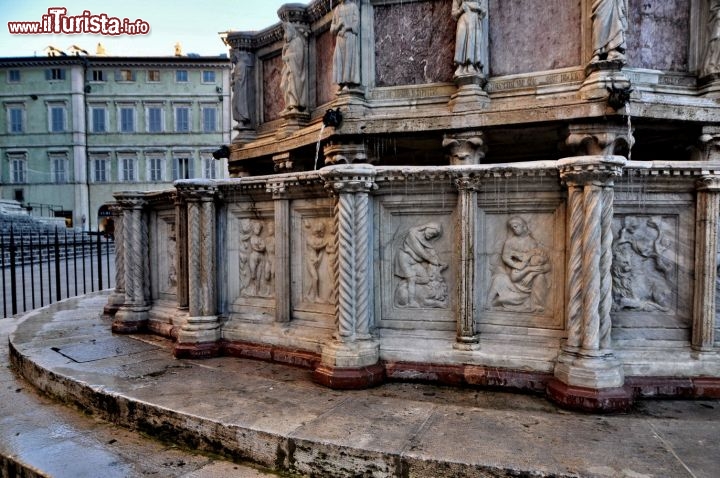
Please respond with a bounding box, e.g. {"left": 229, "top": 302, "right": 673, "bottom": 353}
{"left": 374, "top": 0, "right": 455, "bottom": 87}
{"left": 626, "top": 0, "right": 689, "bottom": 72}
{"left": 263, "top": 54, "right": 284, "bottom": 123}
{"left": 316, "top": 28, "right": 336, "bottom": 106}
{"left": 489, "top": 0, "right": 581, "bottom": 76}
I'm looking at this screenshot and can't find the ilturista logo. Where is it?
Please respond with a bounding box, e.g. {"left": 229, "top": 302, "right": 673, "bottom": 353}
{"left": 8, "top": 7, "right": 150, "bottom": 36}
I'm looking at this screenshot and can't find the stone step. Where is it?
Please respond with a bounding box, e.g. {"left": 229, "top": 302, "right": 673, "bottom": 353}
{"left": 0, "top": 317, "right": 281, "bottom": 478}
{"left": 7, "top": 293, "right": 720, "bottom": 478}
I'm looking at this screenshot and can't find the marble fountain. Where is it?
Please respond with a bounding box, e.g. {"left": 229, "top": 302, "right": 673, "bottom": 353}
{"left": 105, "top": 0, "right": 720, "bottom": 411}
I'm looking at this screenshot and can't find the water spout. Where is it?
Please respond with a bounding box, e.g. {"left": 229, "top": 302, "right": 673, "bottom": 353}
{"left": 322, "top": 108, "right": 343, "bottom": 128}
{"left": 314, "top": 123, "right": 326, "bottom": 171}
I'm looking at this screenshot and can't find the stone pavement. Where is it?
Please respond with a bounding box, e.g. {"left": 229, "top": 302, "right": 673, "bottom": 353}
{"left": 4, "top": 292, "right": 720, "bottom": 477}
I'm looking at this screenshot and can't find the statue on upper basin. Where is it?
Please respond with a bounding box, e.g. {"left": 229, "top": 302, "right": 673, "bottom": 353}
{"left": 452, "top": 0, "right": 487, "bottom": 78}
{"left": 331, "top": 0, "right": 361, "bottom": 90}
{"left": 230, "top": 50, "right": 253, "bottom": 128}
{"left": 590, "top": 0, "right": 629, "bottom": 65}
{"left": 702, "top": 0, "right": 720, "bottom": 77}
{"left": 280, "top": 22, "right": 308, "bottom": 113}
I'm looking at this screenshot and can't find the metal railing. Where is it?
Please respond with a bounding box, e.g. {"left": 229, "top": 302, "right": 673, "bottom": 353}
{"left": 1, "top": 226, "right": 115, "bottom": 317}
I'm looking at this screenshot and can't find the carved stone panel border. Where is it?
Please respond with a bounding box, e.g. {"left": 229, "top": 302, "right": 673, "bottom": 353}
{"left": 376, "top": 195, "right": 456, "bottom": 331}
{"left": 226, "top": 202, "right": 276, "bottom": 321}
{"left": 290, "top": 198, "right": 336, "bottom": 326}
{"left": 477, "top": 196, "right": 566, "bottom": 334}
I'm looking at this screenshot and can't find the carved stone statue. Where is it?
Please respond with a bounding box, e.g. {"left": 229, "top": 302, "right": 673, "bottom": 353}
{"left": 702, "top": 0, "right": 720, "bottom": 77}
{"left": 280, "top": 22, "right": 308, "bottom": 112}
{"left": 305, "top": 220, "right": 336, "bottom": 303}
{"left": 394, "top": 222, "right": 449, "bottom": 308}
{"left": 611, "top": 216, "right": 673, "bottom": 312}
{"left": 452, "top": 0, "right": 486, "bottom": 77}
{"left": 590, "top": 0, "right": 629, "bottom": 64}
{"left": 231, "top": 51, "right": 254, "bottom": 128}
{"left": 331, "top": 0, "right": 361, "bottom": 90}
{"left": 486, "top": 217, "right": 551, "bottom": 313}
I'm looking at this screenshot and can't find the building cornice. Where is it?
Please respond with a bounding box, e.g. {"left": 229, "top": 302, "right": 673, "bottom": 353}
{"left": 0, "top": 56, "right": 231, "bottom": 69}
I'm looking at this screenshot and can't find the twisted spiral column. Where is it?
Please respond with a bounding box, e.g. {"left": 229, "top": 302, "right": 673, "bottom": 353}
{"left": 354, "top": 191, "right": 371, "bottom": 338}
{"left": 334, "top": 193, "right": 356, "bottom": 340}
{"left": 565, "top": 185, "right": 584, "bottom": 348}
{"left": 599, "top": 186, "right": 615, "bottom": 349}
{"left": 187, "top": 200, "right": 202, "bottom": 318}
{"left": 200, "top": 199, "right": 216, "bottom": 316}
{"left": 113, "top": 206, "right": 125, "bottom": 295}
{"left": 581, "top": 184, "right": 602, "bottom": 351}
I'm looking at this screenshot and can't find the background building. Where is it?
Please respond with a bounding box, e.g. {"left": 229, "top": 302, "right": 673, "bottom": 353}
{"left": 0, "top": 54, "right": 231, "bottom": 231}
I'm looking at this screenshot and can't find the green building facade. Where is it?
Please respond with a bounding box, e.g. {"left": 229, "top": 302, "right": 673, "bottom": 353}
{"left": 0, "top": 55, "right": 231, "bottom": 230}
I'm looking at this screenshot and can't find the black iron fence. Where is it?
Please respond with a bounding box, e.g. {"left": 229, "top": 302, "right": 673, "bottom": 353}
{"left": 1, "top": 227, "right": 115, "bottom": 317}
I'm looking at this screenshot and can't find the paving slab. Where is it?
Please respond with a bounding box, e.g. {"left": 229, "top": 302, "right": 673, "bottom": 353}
{"left": 6, "top": 292, "right": 720, "bottom": 477}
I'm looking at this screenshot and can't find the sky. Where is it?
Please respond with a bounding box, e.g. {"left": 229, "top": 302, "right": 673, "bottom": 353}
{"left": 0, "top": 0, "right": 307, "bottom": 58}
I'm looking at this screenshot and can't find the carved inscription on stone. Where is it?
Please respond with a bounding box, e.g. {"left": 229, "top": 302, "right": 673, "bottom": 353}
{"left": 303, "top": 218, "right": 336, "bottom": 304}
{"left": 612, "top": 216, "right": 674, "bottom": 312}
{"left": 486, "top": 216, "right": 551, "bottom": 313}
{"left": 238, "top": 218, "right": 275, "bottom": 298}
{"left": 393, "top": 222, "right": 449, "bottom": 308}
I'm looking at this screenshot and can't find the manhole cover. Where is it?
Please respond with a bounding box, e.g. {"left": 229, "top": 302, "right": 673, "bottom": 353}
{"left": 53, "top": 337, "right": 158, "bottom": 363}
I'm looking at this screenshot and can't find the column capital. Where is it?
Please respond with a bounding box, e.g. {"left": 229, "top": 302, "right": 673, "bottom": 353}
{"left": 698, "top": 126, "right": 720, "bottom": 161}
{"left": 443, "top": 132, "right": 487, "bottom": 165}
{"left": 697, "top": 174, "right": 720, "bottom": 192}
{"left": 321, "top": 164, "right": 377, "bottom": 195}
{"left": 558, "top": 155, "right": 625, "bottom": 187}
{"left": 323, "top": 141, "right": 370, "bottom": 166}
{"left": 565, "top": 123, "right": 634, "bottom": 158}
{"left": 113, "top": 193, "right": 146, "bottom": 210}
{"left": 266, "top": 179, "right": 288, "bottom": 198}
{"left": 453, "top": 174, "right": 482, "bottom": 192}
{"left": 175, "top": 181, "right": 219, "bottom": 202}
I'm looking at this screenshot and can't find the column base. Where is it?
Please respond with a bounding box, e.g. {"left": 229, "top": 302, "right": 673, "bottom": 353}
{"left": 312, "top": 339, "right": 385, "bottom": 390}
{"left": 546, "top": 379, "right": 633, "bottom": 413}
{"left": 554, "top": 347, "right": 625, "bottom": 389}
{"left": 112, "top": 305, "right": 149, "bottom": 333}
{"left": 103, "top": 292, "right": 125, "bottom": 318}
{"left": 174, "top": 341, "right": 222, "bottom": 359}
{"left": 174, "top": 315, "right": 221, "bottom": 359}
{"left": 454, "top": 335, "right": 480, "bottom": 351}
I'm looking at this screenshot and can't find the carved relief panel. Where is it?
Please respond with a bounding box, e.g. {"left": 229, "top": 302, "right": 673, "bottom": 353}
{"left": 610, "top": 209, "right": 694, "bottom": 343}
{"left": 151, "top": 209, "right": 177, "bottom": 301}
{"left": 227, "top": 203, "right": 275, "bottom": 319}
{"left": 377, "top": 196, "right": 456, "bottom": 331}
{"left": 479, "top": 208, "right": 565, "bottom": 332}
{"left": 291, "top": 199, "right": 336, "bottom": 324}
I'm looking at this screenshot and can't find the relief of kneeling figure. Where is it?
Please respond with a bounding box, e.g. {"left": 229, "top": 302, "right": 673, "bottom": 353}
{"left": 394, "top": 222, "right": 449, "bottom": 308}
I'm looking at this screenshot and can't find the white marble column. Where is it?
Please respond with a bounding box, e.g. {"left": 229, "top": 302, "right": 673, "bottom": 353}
{"left": 314, "top": 164, "right": 384, "bottom": 389}
{"left": 174, "top": 183, "right": 222, "bottom": 358}
{"left": 103, "top": 202, "right": 125, "bottom": 317}
{"left": 112, "top": 194, "right": 150, "bottom": 333}
{"left": 454, "top": 175, "right": 480, "bottom": 348}
{"left": 550, "top": 156, "right": 628, "bottom": 408}
{"left": 267, "top": 180, "right": 291, "bottom": 323}
{"left": 693, "top": 176, "right": 720, "bottom": 352}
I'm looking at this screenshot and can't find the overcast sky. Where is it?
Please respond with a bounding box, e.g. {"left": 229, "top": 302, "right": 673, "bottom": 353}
{"left": 1, "top": 0, "right": 305, "bottom": 57}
